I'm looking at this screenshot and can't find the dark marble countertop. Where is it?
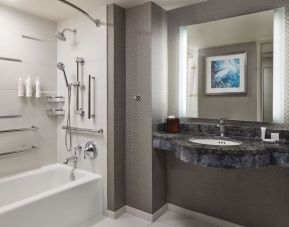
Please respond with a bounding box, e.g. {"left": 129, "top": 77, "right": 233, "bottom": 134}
{"left": 153, "top": 132, "right": 289, "bottom": 169}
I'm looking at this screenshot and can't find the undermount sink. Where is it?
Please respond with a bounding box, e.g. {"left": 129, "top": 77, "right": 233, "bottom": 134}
{"left": 189, "top": 138, "right": 242, "bottom": 146}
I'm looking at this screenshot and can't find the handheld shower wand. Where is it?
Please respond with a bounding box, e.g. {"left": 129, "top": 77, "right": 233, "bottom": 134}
{"left": 57, "top": 62, "right": 72, "bottom": 152}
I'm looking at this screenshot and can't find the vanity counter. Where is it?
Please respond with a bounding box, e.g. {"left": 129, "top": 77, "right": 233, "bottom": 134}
{"left": 153, "top": 132, "right": 289, "bottom": 169}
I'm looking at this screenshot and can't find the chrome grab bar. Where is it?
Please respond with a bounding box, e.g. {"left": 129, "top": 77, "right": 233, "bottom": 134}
{"left": 0, "top": 126, "right": 38, "bottom": 134}
{"left": 0, "top": 146, "right": 39, "bottom": 158}
{"left": 62, "top": 126, "right": 104, "bottom": 134}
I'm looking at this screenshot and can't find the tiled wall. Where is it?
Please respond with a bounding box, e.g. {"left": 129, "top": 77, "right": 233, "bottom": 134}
{"left": 0, "top": 4, "right": 57, "bottom": 176}
{"left": 56, "top": 6, "right": 108, "bottom": 213}
{"left": 125, "top": 2, "right": 168, "bottom": 214}
{"left": 107, "top": 4, "right": 126, "bottom": 212}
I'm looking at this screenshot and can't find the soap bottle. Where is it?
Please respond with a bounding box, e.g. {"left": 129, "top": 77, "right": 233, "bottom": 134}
{"left": 26, "top": 76, "right": 32, "bottom": 97}
{"left": 17, "top": 76, "right": 25, "bottom": 97}
{"left": 35, "top": 77, "right": 41, "bottom": 98}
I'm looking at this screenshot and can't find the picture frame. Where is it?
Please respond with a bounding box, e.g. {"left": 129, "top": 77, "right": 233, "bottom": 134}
{"left": 205, "top": 52, "right": 247, "bottom": 95}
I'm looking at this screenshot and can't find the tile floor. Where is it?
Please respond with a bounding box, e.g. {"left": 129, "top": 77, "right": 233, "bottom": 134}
{"left": 91, "top": 211, "right": 218, "bottom": 227}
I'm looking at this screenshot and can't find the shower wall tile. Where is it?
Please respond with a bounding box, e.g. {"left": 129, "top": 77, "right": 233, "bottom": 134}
{"left": 0, "top": 4, "right": 57, "bottom": 176}
{"left": 56, "top": 7, "right": 108, "bottom": 214}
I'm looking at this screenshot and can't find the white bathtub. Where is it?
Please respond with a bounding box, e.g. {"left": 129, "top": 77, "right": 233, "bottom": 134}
{"left": 0, "top": 164, "right": 102, "bottom": 227}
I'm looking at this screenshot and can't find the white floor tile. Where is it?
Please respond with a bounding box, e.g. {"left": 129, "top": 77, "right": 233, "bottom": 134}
{"left": 91, "top": 214, "right": 150, "bottom": 227}
{"left": 149, "top": 221, "right": 173, "bottom": 227}
{"left": 89, "top": 211, "right": 218, "bottom": 227}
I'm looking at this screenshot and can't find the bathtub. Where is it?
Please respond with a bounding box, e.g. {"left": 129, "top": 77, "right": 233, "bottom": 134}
{"left": 0, "top": 164, "right": 102, "bottom": 227}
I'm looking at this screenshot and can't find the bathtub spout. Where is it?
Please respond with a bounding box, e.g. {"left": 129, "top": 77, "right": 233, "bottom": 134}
{"left": 63, "top": 155, "right": 78, "bottom": 181}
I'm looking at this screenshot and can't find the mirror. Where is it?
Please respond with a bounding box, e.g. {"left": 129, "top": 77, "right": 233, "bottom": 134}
{"left": 178, "top": 9, "right": 285, "bottom": 123}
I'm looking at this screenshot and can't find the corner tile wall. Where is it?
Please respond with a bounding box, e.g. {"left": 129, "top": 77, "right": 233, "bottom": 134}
{"left": 107, "top": 4, "right": 126, "bottom": 212}
{"left": 0, "top": 4, "right": 57, "bottom": 176}
{"left": 56, "top": 6, "right": 107, "bottom": 213}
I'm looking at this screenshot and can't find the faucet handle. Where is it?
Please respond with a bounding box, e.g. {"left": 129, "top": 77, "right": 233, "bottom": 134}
{"left": 74, "top": 145, "right": 82, "bottom": 155}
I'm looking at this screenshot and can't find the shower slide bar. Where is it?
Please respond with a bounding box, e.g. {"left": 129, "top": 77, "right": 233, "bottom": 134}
{"left": 0, "top": 126, "right": 39, "bottom": 134}
{"left": 62, "top": 126, "right": 104, "bottom": 135}
{"left": 0, "top": 146, "right": 39, "bottom": 158}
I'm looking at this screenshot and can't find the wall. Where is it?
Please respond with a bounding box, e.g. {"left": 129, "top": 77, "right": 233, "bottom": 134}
{"left": 107, "top": 4, "right": 126, "bottom": 212}
{"left": 198, "top": 42, "right": 258, "bottom": 121}
{"left": 166, "top": 1, "right": 289, "bottom": 226}
{"left": 56, "top": 6, "right": 107, "bottom": 213}
{"left": 0, "top": 4, "right": 57, "bottom": 176}
{"left": 125, "top": 2, "right": 168, "bottom": 214}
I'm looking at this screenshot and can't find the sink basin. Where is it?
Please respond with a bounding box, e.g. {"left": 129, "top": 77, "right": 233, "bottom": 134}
{"left": 189, "top": 138, "right": 241, "bottom": 146}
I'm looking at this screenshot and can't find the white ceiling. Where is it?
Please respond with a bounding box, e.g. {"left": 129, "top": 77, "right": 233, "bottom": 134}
{"left": 0, "top": 0, "right": 206, "bottom": 22}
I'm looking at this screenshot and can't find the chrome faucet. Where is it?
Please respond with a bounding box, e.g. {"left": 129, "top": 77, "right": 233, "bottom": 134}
{"left": 63, "top": 145, "right": 82, "bottom": 181}
{"left": 217, "top": 118, "right": 225, "bottom": 137}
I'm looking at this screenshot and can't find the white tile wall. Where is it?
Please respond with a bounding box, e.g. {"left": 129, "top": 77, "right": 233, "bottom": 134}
{"left": 0, "top": 4, "right": 57, "bottom": 176}
{"left": 56, "top": 5, "right": 108, "bottom": 214}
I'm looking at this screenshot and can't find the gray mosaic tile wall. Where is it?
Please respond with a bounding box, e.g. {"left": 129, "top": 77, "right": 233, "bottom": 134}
{"left": 125, "top": 2, "right": 168, "bottom": 213}
{"left": 168, "top": 0, "right": 289, "bottom": 128}
{"left": 126, "top": 2, "right": 154, "bottom": 213}
{"left": 107, "top": 4, "right": 126, "bottom": 212}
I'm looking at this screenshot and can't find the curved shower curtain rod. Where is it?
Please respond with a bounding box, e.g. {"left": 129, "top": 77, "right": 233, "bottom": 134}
{"left": 58, "top": 0, "right": 103, "bottom": 27}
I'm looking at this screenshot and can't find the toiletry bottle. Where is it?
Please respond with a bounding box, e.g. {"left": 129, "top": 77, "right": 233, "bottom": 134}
{"left": 261, "top": 127, "right": 266, "bottom": 140}
{"left": 35, "top": 77, "right": 41, "bottom": 98}
{"left": 26, "top": 76, "right": 32, "bottom": 97}
{"left": 17, "top": 76, "right": 24, "bottom": 97}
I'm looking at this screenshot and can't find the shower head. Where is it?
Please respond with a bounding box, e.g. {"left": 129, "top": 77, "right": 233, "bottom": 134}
{"left": 57, "top": 62, "right": 70, "bottom": 88}
{"left": 55, "top": 28, "right": 77, "bottom": 42}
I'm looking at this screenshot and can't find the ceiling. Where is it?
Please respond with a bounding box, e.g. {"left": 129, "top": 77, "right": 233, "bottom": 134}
{"left": 0, "top": 0, "right": 206, "bottom": 22}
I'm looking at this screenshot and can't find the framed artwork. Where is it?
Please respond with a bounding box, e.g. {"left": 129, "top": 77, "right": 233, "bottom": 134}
{"left": 205, "top": 52, "right": 247, "bottom": 95}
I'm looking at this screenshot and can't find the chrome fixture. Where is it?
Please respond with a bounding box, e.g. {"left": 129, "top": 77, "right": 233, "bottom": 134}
{"left": 62, "top": 126, "right": 104, "bottom": 135}
{"left": 0, "top": 115, "right": 22, "bottom": 119}
{"left": 0, "top": 57, "right": 22, "bottom": 62}
{"left": 217, "top": 118, "right": 225, "bottom": 137}
{"left": 75, "top": 57, "right": 85, "bottom": 117}
{"left": 63, "top": 155, "right": 79, "bottom": 181}
{"left": 0, "top": 146, "right": 39, "bottom": 159}
{"left": 57, "top": 62, "right": 72, "bottom": 152}
{"left": 84, "top": 141, "right": 97, "bottom": 160}
{"left": 88, "top": 75, "right": 95, "bottom": 119}
{"left": 63, "top": 145, "right": 82, "bottom": 181}
{"left": 46, "top": 96, "right": 65, "bottom": 103}
{"left": 47, "top": 108, "right": 65, "bottom": 116}
{"left": 0, "top": 126, "right": 38, "bottom": 134}
{"left": 55, "top": 28, "right": 77, "bottom": 41}
{"left": 57, "top": 62, "right": 70, "bottom": 88}
{"left": 58, "top": 0, "right": 103, "bottom": 27}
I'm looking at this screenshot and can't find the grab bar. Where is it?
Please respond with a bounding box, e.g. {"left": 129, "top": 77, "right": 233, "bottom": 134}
{"left": 0, "top": 126, "right": 38, "bottom": 134}
{"left": 0, "top": 146, "right": 39, "bottom": 158}
{"left": 62, "top": 126, "right": 103, "bottom": 134}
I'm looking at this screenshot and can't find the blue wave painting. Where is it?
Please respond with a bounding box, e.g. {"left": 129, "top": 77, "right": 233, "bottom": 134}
{"left": 211, "top": 59, "right": 240, "bottom": 88}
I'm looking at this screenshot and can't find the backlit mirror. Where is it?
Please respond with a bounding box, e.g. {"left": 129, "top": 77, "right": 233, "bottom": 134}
{"left": 178, "top": 8, "right": 285, "bottom": 123}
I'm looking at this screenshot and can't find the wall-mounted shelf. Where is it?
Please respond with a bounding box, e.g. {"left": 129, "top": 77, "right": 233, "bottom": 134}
{"left": 46, "top": 96, "right": 65, "bottom": 103}
{"left": 62, "top": 126, "right": 104, "bottom": 135}
{"left": 47, "top": 108, "right": 65, "bottom": 116}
